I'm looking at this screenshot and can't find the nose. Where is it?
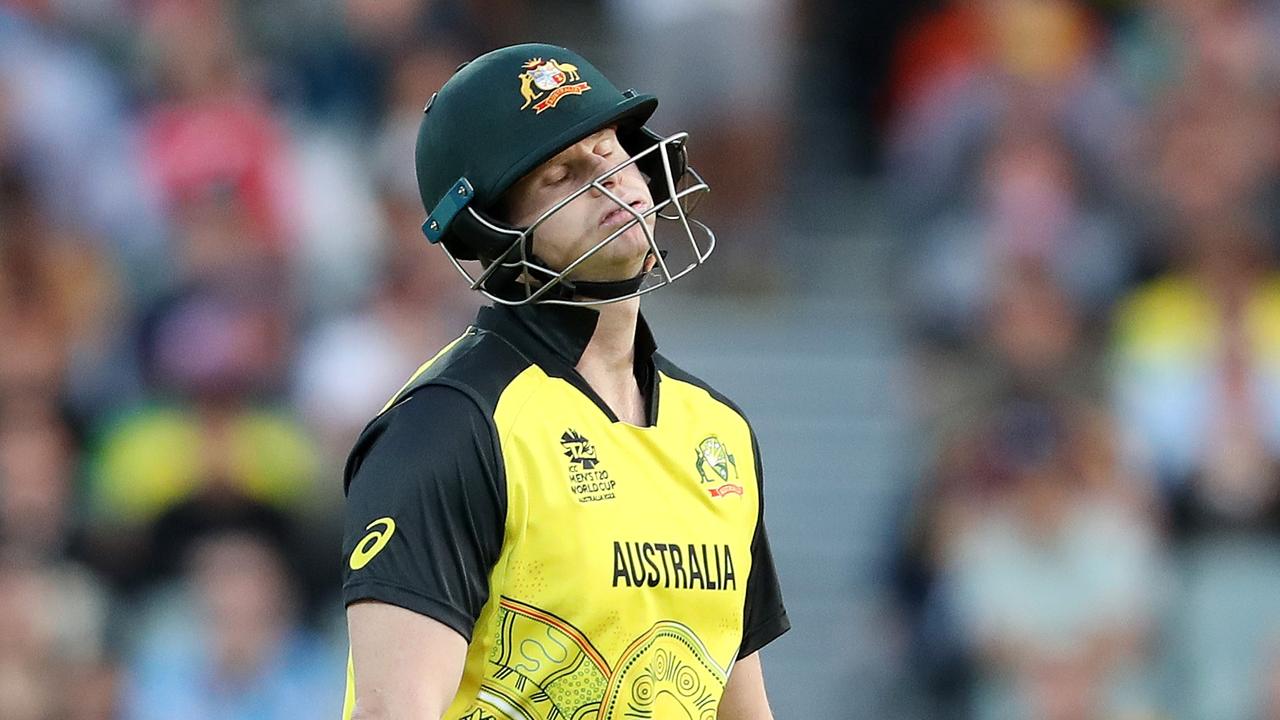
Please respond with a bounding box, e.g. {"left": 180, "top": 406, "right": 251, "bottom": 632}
{"left": 586, "top": 152, "right": 619, "bottom": 198}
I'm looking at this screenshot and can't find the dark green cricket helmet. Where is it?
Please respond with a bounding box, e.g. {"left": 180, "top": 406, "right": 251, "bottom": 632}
{"left": 414, "top": 42, "right": 710, "bottom": 305}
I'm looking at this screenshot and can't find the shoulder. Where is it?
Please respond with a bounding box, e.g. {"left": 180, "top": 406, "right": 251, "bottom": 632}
{"left": 654, "top": 353, "right": 752, "bottom": 429}
{"left": 382, "top": 326, "right": 537, "bottom": 417}
{"left": 342, "top": 385, "right": 482, "bottom": 492}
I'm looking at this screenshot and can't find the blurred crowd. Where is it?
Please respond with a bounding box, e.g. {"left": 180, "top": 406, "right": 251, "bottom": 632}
{"left": 887, "top": 1, "right": 1280, "bottom": 719}
{"left": 0, "top": 0, "right": 796, "bottom": 718}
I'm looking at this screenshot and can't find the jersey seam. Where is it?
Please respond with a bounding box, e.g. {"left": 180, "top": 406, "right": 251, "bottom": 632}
{"left": 457, "top": 332, "right": 544, "bottom": 679}
{"left": 461, "top": 328, "right": 553, "bottom": 450}
{"left": 485, "top": 369, "right": 546, "bottom": 651}
{"left": 490, "top": 368, "right": 552, "bottom": 452}
{"left": 385, "top": 380, "right": 512, "bottom": 515}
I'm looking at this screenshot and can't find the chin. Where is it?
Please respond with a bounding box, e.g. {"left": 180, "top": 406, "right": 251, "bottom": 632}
{"left": 560, "top": 223, "right": 653, "bottom": 281}
{"left": 611, "top": 222, "right": 655, "bottom": 256}
{"left": 572, "top": 247, "right": 649, "bottom": 282}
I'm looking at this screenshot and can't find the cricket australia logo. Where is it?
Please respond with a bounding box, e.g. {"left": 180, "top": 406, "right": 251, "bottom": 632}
{"left": 519, "top": 57, "right": 591, "bottom": 113}
{"left": 562, "top": 429, "right": 615, "bottom": 503}
{"left": 696, "top": 436, "right": 743, "bottom": 499}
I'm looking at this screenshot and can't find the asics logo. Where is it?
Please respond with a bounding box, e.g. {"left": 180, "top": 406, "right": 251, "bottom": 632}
{"left": 349, "top": 517, "right": 396, "bottom": 570}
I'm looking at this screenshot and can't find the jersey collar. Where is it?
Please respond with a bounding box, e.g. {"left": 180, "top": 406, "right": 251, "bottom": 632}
{"left": 475, "top": 303, "right": 661, "bottom": 425}
{"left": 475, "top": 303, "right": 658, "bottom": 368}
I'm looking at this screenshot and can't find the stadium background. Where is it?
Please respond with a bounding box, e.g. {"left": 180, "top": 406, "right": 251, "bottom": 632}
{"left": 2, "top": 0, "right": 1280, "bottom": 718}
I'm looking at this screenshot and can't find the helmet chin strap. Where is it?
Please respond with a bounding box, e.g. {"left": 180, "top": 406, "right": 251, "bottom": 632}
{"left": 560, "top": 272, "right": 649, "bottom": 300}
{"left": 531, "top": 251, "right": 662, "bottom": 302}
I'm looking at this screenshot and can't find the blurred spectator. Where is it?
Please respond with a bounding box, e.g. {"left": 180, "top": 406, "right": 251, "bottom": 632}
{"left": 0, "top": 549, "right": 118, "bottom": 720}
{"left": 0, "top": 401, "right": 89, "bottom": 565}
{"left": 0, "top": 167, "right": 117, "bottom": 370}
{"left": 1112, "top": 190, "right": 1280, "bottom": 720}
{"left": 136, "top": 0, "right": 297, "bottom": 272}
{"left": 897, "top": 254, "right": 1162, "bottom": 718}
{"left": 239, "top": 0, "right": 494, "bottom": 127}
{"left": 906, "top": 399, "right": 1164, "bottom": 720}
{"left": 84, "top": 278, "right": 319, "bottom": 589}
{"left": 287, "top": 43, "right": 472, "bottom": 318}
{"left": 943, "top": 405, "right": 1162, "bottom": 720}
{"left": 122, "top": 530, "right": 341, "bottom": 720}
{"left": 296, "top": 53, "right": 483, "bottom": 458}
{"left": 0, "top": 2, "right": 164, "bottom": 263}
{"left": 294, "top": 239, "right": 479, "bottom": 462}
{"left": 885, "top": 0, "right": 1134, "bottom": 234}
{"left": 1111, "top": 211, "right": 1280, "bottom": 531}
{"left": 1112, "top": 0, "right": 1280, "bottom": 106}
{"left": 0, "top": 164, "right": 134, "bottom": 423}
{"left": 910, "top": 255, "right": 1106, "bottom": 452}
{"left": 906, "top": 119, "right": 1131, "bottom": 346}
{"left": 1147, "top": 80, "right": 1280, "bottom": 250}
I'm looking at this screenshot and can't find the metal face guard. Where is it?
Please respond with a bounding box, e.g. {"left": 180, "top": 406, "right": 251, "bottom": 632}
{"left": 438, "top": 131, "right": 714, "bottom": 306}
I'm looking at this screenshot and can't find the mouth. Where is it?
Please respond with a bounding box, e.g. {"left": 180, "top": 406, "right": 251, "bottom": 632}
{"left": 599, "top": 200, "right": 649, "bottom": 228}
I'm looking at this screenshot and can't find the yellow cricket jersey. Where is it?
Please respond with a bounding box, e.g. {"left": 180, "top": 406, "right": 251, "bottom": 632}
{"left": 341, "top": 303, "right": 788, "bottom": 719}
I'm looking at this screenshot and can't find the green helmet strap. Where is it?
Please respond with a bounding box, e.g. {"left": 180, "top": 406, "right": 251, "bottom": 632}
{"left": 423, "top": 178, "right": 475, "bottom": 245}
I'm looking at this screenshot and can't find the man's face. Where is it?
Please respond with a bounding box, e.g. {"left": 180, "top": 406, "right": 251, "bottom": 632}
{"left": 501, "top": 127, "right": 657, "bottom": 283}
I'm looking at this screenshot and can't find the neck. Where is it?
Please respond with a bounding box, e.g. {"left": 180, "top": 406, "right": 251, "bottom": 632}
{"left": 581, "top": 298, "right": 640, "bottom": 369}
{"left": 575, "top": 298, "right": 646, "bottom": 424}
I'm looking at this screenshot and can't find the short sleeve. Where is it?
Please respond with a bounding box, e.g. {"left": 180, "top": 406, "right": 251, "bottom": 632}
{"left": 341, "top": 384, "right": 505, "bottom": 641}
{"left": 738, "top": 431, "right": 789, "bottom": 659}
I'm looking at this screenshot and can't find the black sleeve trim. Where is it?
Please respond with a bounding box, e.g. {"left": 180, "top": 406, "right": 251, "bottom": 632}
{"left": 344, "top": 579, "right": 476, "bottom": 642}
{"left": 738, "top": 609, "right": 791, "bottom": 659}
